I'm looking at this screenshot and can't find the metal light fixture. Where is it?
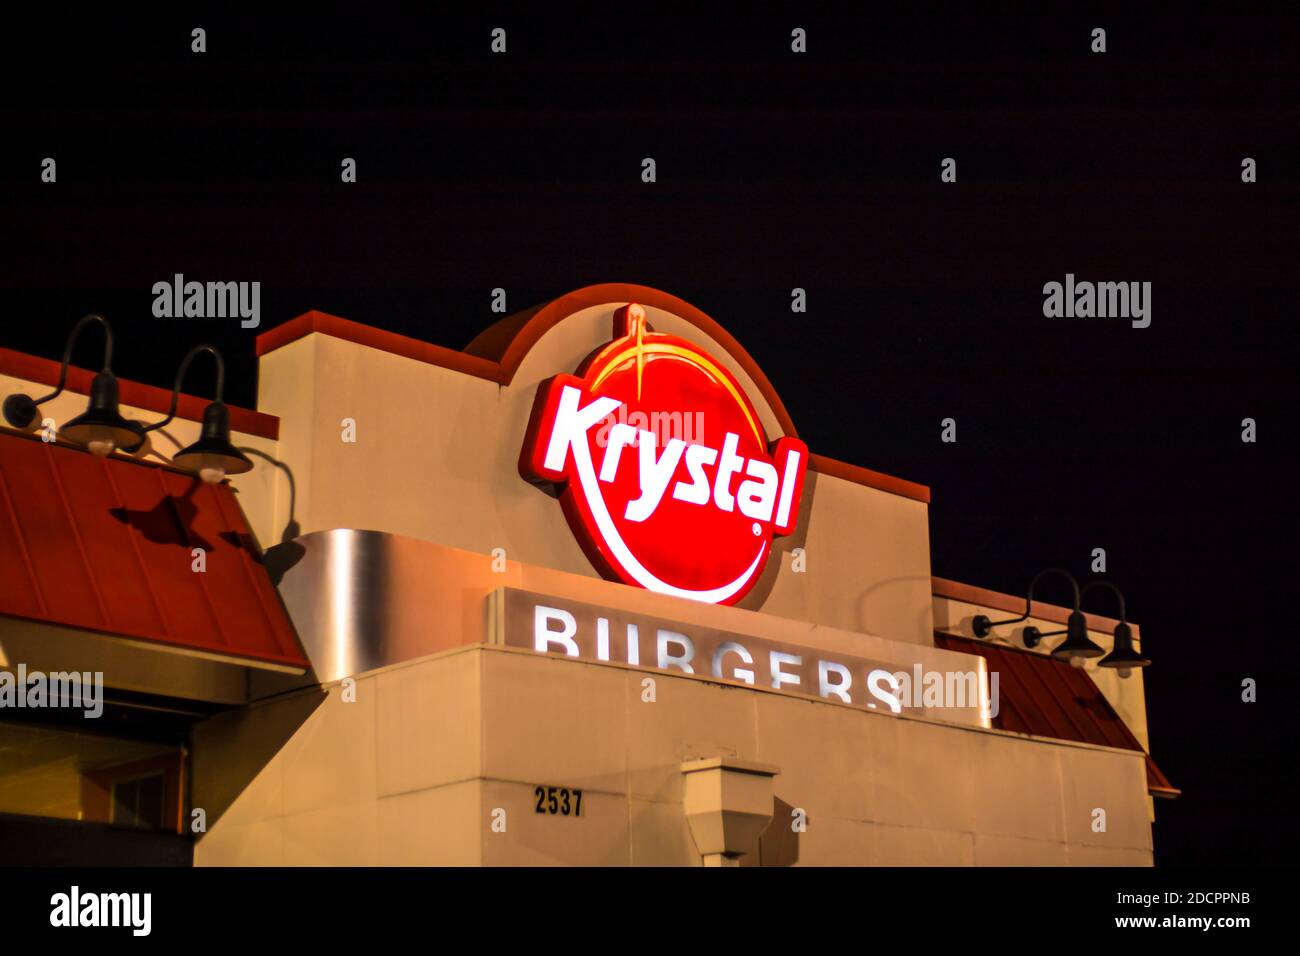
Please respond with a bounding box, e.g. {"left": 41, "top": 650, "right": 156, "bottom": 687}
{"left": 971, "top": 567, "right": 1105, "bottom": 665}
{"left": 971, "top": 567, "right": 1082, "bottom": 648}
{"left": 1083, "top": 580, "right": 1150, "bottom": 680}
{"left": 1044, "top": 609, "right": 1106, "bottom": 667}
{"left": 3, "top": 314, "right": 146, "bottom": 457}
{"left": 134, "top": 344, "right": 252, "bottom": 484}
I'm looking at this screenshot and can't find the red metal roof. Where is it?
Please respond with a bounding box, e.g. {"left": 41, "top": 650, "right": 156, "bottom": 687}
{"left": 0, "top": 430, "right": 307, "bottom": 672}
{"left": 935, "top": 631, "right": 1179, "bottom": 798}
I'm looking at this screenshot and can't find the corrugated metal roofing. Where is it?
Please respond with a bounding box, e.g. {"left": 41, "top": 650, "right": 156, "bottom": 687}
{"left": 935, "top": 631, "right": 1179, "bottom": 798}
{"left": 0, "top": 430, "right": 307, "bottom": 672}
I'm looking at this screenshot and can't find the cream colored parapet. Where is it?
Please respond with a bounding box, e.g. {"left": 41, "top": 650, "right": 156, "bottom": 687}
{"left": 681, "top": 757, "right": 780, "bottom": 866}
{"left": 254, "top": 303, "right": 935, "bottom": 645}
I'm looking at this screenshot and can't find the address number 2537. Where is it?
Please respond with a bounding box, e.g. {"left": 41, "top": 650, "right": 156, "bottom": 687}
{"left": 534, "top": 785, "right": 583, "bottom": 816}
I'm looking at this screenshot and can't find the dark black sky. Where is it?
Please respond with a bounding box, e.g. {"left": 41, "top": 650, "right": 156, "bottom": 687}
{"left": 2, "top": 8, "right": 1295, "bottom": 866}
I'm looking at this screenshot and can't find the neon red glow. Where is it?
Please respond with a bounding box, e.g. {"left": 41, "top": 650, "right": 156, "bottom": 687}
{"left": 520, "top": 304, "right": 808, "bottom": 605}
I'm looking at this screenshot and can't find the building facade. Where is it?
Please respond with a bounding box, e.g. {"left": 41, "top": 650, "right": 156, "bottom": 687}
{"left": 0, "top": 284, "right": 1174, "bottom": 865}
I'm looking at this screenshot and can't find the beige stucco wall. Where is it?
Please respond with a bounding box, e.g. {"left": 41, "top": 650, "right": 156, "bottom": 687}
{"left": 253, "top": 302, "right": 935, "bottom": 645}
{"left": 191, "top": 645, "right": 1153, "bottom": 866}
{"left": 4, "top": 301, "right": 1162, "bottom": 867}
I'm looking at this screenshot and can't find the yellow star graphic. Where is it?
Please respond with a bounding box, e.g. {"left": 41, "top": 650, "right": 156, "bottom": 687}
{"left": 633, "top": 306, "right": 646, "bottom": 401}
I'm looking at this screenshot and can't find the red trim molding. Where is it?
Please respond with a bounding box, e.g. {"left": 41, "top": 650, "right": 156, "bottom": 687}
{"left": 932, "top": 576, "right": 1140, "bottom": 638}
{"left": 0, "top": 348, "right": 279, "bottom": 441}
{"left": 257, "top": 287, "right": 932, "bottom": 504}
{"left": 255, "top": 311, "right": 503, "bottom": 384}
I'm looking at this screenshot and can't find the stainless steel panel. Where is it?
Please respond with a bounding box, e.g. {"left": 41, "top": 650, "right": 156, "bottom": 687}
{"left": 271, "top": 529, "right": 406, "bottom": 683}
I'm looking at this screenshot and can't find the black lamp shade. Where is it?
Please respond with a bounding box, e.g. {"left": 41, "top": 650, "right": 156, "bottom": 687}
{"left": 1098, "top": 622, "right": 1151, "bottom": 673}
{"left": 59, "top": 371, "right": 145, "bottom": 455}
{"left": 1049, "top": 610, "right": 1106, "bottom": 664}
{"left": 172, "top": 401, "right": 253, "bottom": 483}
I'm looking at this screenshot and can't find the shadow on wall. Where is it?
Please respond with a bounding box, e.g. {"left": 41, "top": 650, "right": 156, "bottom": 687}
{"left": 107, "top": 427, "right": 224, "bottom": 549}
{"left": 858, "top": 574, "right": 940, "bottom": 643}
{"left": 744, "top": 470, "right": 931, "bottom": 644}
{"left": 189, "top": 684, "right": 327, "bottom": 833}
{"left": 237, "top": 445, "right": 306, "bottom": 585}
{"left": 110, "top": 480, "right": 222, "bottom": 551}
{"left": 88, "top": 434, "right": 309, "bottom": 582}
{"left": 752, "top": 795, "right": 801, "bottom": 866}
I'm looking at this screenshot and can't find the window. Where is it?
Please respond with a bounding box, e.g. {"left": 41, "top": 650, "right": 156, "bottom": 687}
{"left": 0, "top": 721, "right": 184, "bottom": 833}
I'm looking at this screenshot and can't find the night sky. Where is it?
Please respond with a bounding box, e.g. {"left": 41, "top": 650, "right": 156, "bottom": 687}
{"left": 2, "top": 9, "right": 1295, "bottom": 866}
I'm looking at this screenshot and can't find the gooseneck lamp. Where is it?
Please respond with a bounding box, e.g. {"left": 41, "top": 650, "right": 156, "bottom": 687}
{"left": 2, "top": 314, "right": 145, "bottom": 457}
{"left": 971, "top": 567, "right": 1104, "bottom": 665}
{"left": 134, "top": 344, "right": 252, "bottom": 484}
{"left": 1082, "top": 580, "right": 1151, "bottom": 679}
{"left": 1040, "top": 610, "right": 1106, "bottom": 667}
{"left": 971, "top": 567, "right": 1081, "bottom": 645}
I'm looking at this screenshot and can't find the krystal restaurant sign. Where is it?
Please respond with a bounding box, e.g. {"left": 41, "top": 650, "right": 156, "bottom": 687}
{"left": 521, "top": 304, "right": 808, "bottom": 605}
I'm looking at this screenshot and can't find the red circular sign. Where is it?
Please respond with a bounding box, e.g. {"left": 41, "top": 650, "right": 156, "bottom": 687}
{"left": 520, "top": 304, "right": 807, "bottom": 605}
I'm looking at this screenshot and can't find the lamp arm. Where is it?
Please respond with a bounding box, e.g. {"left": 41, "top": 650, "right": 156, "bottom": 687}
{"left": 1080, "top": 580, "right": 1127, "bottom": 623}
{"left": 984, "top": 567, "right": 1081, "bottom": 627}
{"left": 27, "top": 314, "right": 114, "bottom": 408}
{"left": 139, "top": 345, "right": 225, "bottom": 435}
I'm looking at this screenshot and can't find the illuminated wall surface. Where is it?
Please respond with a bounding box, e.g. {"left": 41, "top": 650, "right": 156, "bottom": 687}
{"left": 0, "top": 287, "right": 1161, "bottom": 865}
{"left": 224, "top": 289, "right": 1156, "bottom": 865}
{"left": 193, "top": 647, "right": 1152, "bottom": 865}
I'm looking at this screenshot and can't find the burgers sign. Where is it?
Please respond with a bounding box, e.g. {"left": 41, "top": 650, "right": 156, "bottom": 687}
{"left": 520, "top": 304, "right": 808, "bottom": 605}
